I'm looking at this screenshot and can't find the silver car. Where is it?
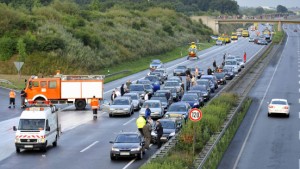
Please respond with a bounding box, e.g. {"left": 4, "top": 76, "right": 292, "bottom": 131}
{"left": 164, "top": 80, "right": 181, "bottom": 93}
{"left": 139, "top": 100, "right": 164, "bottom": 119}
{"left": 154, "top": 68, "right": 168, "bottom": 80}
{"left": 123, "top": 93, "right": 143, "bottom": 110}
{"left": 150, "top": 59, "right": 163, "bottom": 70}
{"left": 109, "top": 97, "right": 134, "bottom": 117}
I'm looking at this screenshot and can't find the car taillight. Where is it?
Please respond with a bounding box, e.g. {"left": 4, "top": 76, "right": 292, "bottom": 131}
{"left": 283, "top": 106, "right": 289, "bottom": 109}
{"left": 268, "top": 105, "right": 274, "bottom": 108}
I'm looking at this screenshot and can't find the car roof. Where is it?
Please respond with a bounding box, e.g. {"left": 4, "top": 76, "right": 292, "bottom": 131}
{"left": 144, "top": 100, "right": 161, "bottom": 103}
{"left": 124, "top": 93, "right": 138, "bottom": 96}
{"left": 114, "top": 96, "right": 131, "bottom": 100}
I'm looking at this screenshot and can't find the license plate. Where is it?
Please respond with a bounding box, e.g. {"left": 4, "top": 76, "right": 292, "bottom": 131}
{"left": 120, "top": 152, "right": 130, "bottom": 156}
{"left": 161, "top": 137, "right": 167, "bottom": 140}
{"left": 24, "top": 145, "right": 33, "bottom": 148}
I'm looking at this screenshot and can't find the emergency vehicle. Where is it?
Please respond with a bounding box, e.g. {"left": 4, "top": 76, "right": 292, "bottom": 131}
{"left": 13, "top": 101, "right": 60, "bottom": 153}
{"left": 24, "top": 71, "right": 105, "bottom": 110}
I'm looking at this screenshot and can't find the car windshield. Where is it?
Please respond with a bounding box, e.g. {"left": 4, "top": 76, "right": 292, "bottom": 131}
{"left": 130, "top": 85, "right": 144, "bottom": 91}
{"left": 143, "top": 102, "right": 160, "bottom": 108}
{"left": 160, "top": 121, "right": 175, "bottom": 129}
{"left": 144, "top": 84, "right": 152, "bottom": 90}
{"left": 215, "top": 73, "right": 225, "bottom": 78}
{"left": 137, "top": 80, "right": 150, "bottom": 84}
{"left": 154, "top": 70, "right": 164, "bottom": 73}
{"left": 145, "top": 76, "right": 159, "bottom": 82}
{"left": 181, "top": 95, "right": 198, "bottom": 101}
{"left": 113, "top": 99, "right": 129, "bottom": 105}
{"left": 18, "top": 119, "right": 45, "bottom": 130}
{"left": 271, "top": 100, "right": 287, "bottom": 105}
{"left": 152, "top": 60, "right": 161, "bottom": 64}
{"left": 176, "top": 66, "right": 186, "bottom": 69}
{"left": 115, "top": 134, "right": 140, "bottom": 143}
{"left": 197, "top": 80, "right": 208, "bottom": 85}
{"left": 154, "top": 92, "right": 167, "bottom": 97}
{"left": 125, "top": 94, "right": 138, "bottom": 100}
{"left": 165, "top": 81, "right": 179, "bottom": 86}
{"left": 236, "top": 58, "right": 243, "bottom": 62}
{"left": 225, "top": 60, "right": 237, "bottom": 65}
{"left": 191, "top": 85, "right": 206, "bottom": 91}
{"left": 150, "top": 72, "right": 161, "bottom": 76}
{"left": 169, "top": 104, "right": 187, "bottom": 112}
{"left": 151, "top": 97, "right": 167, "bottom": 103}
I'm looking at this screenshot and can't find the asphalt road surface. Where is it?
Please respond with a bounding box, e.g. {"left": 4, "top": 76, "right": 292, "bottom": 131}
{"left": 219, "top": 24, "right": 300, "bottom": 169}
{"left": 0, "top": 25, "right": 267, "bottom": 169}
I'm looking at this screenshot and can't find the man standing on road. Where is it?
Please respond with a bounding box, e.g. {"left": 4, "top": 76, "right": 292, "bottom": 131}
{"left": 145, "top": 104, "right": 151, "bottom": 120}
{"left": 20, "top": 88, "right": 27, "bottom": 108}
{"left": 111, "top": 91, "right": 117, "bottom": 102}
{"left": 8, "top": 89, "right": 16, "bottom": 108}
{"left": 213, "top": 60, "right": 217, "bottom": 71}
{"left": 136, "top": 116, "right": 146, "bottom": 136}
{"left": 142, "top": 120, "right": 152, "bottom": 150}
{"left": 90, "top": 96, "right": 99, "bottom": 120}
{"left": 155, "top": 120, "right": 163, "bottom": 149}
{"left": 120, "top": 84, "right": 125, "bottom": 96}
{"left": 244, "top": 51, "right": 247, "bottom": 63}
{"left": 207, "top": 67, "right": 213, "bottom": 75}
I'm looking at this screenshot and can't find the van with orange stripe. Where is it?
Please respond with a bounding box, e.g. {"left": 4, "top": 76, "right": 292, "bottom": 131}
{"left": 24, "top": 71, "right": 105, "bottom": 110}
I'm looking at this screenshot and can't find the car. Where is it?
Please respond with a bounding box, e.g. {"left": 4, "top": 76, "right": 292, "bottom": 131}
{"left": 235, "top": 56, "right": 245, "bottom": 68}
{"left": 222, "top": 66, "right": 235, "bottom": 80}
{"left": 109, "top": 97, "right": 134, "bottom": 117}
{"left": 249, "top": 37, "right": 255, "bottom": 42}
{"left": 144, "top": 75, "right": 161, "bottom": 92}
{"left": 173, "top": 65, "right": 187, "bottom": 76}
{"left": 164, "top": 80, "right": 181, "bottom": 94}
{"left": 214, "top": 72, "right": 227, "bottom": 85}
{"left": 189, "top": 67, "right": 204, "bottom": 79}
{"left": 150, "top": 59, "right": 163, "bottom": 70}
{"left": 123, "top": 93, "right": 143, "bottom": 110}
{"left": 109, "top": 132, "right": 145, "bottom": 160}
{"left": 129, "top": 84, "right": 146, "bottom": 99}
{"left": 153, "top": 89, "right": 172, "bottom": 101}
{"left": 150, "top": 96, "right": 169, "bottom": 112}
{"left": 216, "top": 40, "right": 224, "bottom": 46}
{"left": 224, "top": 59, "right": 239, "bottom": 74}
{"left": 167, "top": 87, "right": 181, "bottom": 101}
{"left": 168, "top": 76, "right": 183, "bottom": 86}
{"left": 267, "top": 99, "right": 290, "bottom": 117}
{"left": 136, "top": 80, "right": 153, "bottom": 94}
{"left": 149, "top": 71, "right": 164, "bottom": 84}
{"left": 154, "top": 68, "right": 168, "bottom": 80}
{"left": 189, "top": 85, "right": 210, "bottom": 101}
{"left": 201, "top": 75, "right": 218, "bottom": 89}
{"left": 258, "top": 39, "right": 268, "bottom": 45}
{"left": 231, "top": 33, "right": 238, "bottom": 40}
{"left": 186, "top": 91, "right": 205, "bottom": 106}
{"left": 165, "top": 102, "right": 191, "bottom": 121}
{"left": 226, "top": 55, "right": 236, "bottom": 60}
{"left": 197, "top": 78, "right": 214, "bottom": 93}
{"left": 181, "top": 93, "right": 201, "bottom": 108}
{"left": 139, "top": 100, "right": 164, "bottom": 119}
{"left": 151, "top": 119, "right": 181, "bottom": 143}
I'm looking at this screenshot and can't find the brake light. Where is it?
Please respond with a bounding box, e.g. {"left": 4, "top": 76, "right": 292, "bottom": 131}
{"left": 283, "top": 106, "right": 289, "bottom": 109}
{"left": 268, "top": 105, "right": 274, "bottom": 108}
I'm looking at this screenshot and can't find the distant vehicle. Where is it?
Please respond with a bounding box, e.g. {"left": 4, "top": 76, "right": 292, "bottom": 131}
{"left": 109, "top": 96, "right": 134, "bottom": 117}
{"left": 231, "top": 32, "right": 238, "bottom": 40}
{"left": 144, "top": 75, "right": 161, "bottom": 92}
{"left": 139, "top": 100, "right": 164, "bottom": 119}
{"left": 201, "top": 75, "right": 218, "bottom": 90}
{"left": 151, "top": 119, "right": 181, "bottom": 143}
{"left": 214, "top": 72, "right": 227, "bottom": 85}
{"left": 222, "top": 66, "right": 235, "bottom": 80}
{"left": 216, "top": 40, "right": 224, "bottom": 46}
{"left": 148, "top": 71, "right": 164, "bottom": 84}
{"left": 136, "top": 79, "right": 153, "bottom": 94}
{"left": 123, "top": 93, "right": 143, "bottom": 110}
{"left": 164, "top": 80, "right": 181, "bottom": 94}
{"left": 224, "top": 59, "right": 239, "bottom": 74}
{"left": 242, "top": 30, "right": 249, "bottom": 37}
{"left": 109, "top": 132, "right": 145, "bottom": 160}
{"left": 150, "top": 59, "right": 163, "bottom": 71}
{"left": 257, "top": 39, "right": 268, "bottom": 45}
{"left": 173, "top": 65, "right": 187, "bottom": 76}
{"left": 154, "top": 68, "right": 168, "bottom": 80}
{"left": 129, "top": 84, "right": 146, "bottom": 99}
{"left": 249, "top": 37, "right": 255, "bottom": 42}
{"left": 188, "top": 48, "right": 198, "bottom": 60}
{"left": 196, "top": 79, "right": 213, "bottom": 93}
{"left": 24, "top": 72, "right": 105, "bottom": 110}
{"left": 210, "top": 35, "right": 219, "bottom": 40}
{"left": 13, "top": 102, "right": 60, "bottom": 153}
{"left": 268, "top": 99, "right": 289, "bottom": 117}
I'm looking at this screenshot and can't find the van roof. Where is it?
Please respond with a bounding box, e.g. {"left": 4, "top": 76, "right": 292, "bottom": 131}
{"left": 20, "top": 107, "right": 53, "bottom": 119}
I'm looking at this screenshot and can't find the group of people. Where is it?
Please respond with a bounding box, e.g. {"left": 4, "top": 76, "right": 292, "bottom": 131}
{"left": 8, "top": 88, "right": 27, "bottom": 109}
{"left": 111, "top": 80, "right": 132, "bottom": 102}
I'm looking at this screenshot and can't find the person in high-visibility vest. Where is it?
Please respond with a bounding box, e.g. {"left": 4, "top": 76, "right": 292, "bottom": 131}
{"left": 136, "top": 116, "right": 146, "bottom": 136}
{"left": 8, "top": 89, "right": 16, "bottom": 108}
{"left": 90, "top": 96, "right": 99, "bottom": 120}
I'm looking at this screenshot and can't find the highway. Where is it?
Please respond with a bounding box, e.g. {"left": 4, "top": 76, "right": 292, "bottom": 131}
{"left": 218, "top": 24, "right": 300, "bottom": 169}
{"left": 0, "top": 28, "right": 267, "bottom": 169}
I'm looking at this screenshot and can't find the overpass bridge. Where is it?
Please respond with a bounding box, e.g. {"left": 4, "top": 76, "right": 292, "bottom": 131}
{"left": 191, "top": 16, "right": 300, "bottom": 34}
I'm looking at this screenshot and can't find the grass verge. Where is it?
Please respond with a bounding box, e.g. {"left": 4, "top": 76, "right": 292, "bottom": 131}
{"left": 202, "top": 98, "right": 252, "bottom": 168}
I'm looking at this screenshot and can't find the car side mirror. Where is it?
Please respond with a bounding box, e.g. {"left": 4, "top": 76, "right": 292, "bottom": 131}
{"left": 46, "top": 126, "right": 50, "bottom": 131}
{"left": 13, "top": 126, "right": 17, "bottom": 131}
{"left": 109, "top": 141, "right": 114, "bottom": 144}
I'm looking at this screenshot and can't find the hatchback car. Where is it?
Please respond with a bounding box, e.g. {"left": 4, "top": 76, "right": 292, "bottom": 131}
{"left": 197, "top": 79, "right": 215, "bottom": 93}
{"left": 173, "top": 65, "right": 187, "bottom": 76}
{"left": 201, "top": 75, "right": 218, "bottom": 90}
{"left": 216, "top": 40, "right": 224, "bottom": 46}
{"left": 223, "top": 66, "right": 235, "bottom": 80}
{"left": 139, "top": 100, "right": 164, "bottom": 119}
{"left": 109, "top": 97, "right": 134, "bottom": 117}
{"left": 190, "top": 85, "right": 210, "bottom": 101}
{"left": 268, "top": 99, "right": 290, "bottom": 117}
{"left": 181, "top": 93, "right": 201, "bottom": 108}
{"left": 109, "top": 132, "right": 145, "bottom": 160}
{"left": 164, "top": 80, "right": 181, "bottom": 93}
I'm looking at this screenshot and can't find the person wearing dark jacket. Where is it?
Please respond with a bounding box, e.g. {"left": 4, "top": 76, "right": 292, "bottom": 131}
{"left": 207, "top": 67, "right": 213, "bottom": 75}
{"left": 142, "top": 121, "right": 152, "bottom": 150}
{"left": 155, "top": 120, "right": 163, "bottom": 149}
{"left": 20, "top": 88, "right": 27, "bottom": 108}
{"left": 145, "top": 105, "right": 151, "bottom": 120}
{"left": 120, "top": 84, "right": 125, "bottom": 96}
{"left": 111, "top": 91, "right": 117, "bottom": 102}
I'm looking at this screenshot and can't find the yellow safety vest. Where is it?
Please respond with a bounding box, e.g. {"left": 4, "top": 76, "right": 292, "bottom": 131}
{"left": 136, "top": 117, "right": 146, "bottom": 129}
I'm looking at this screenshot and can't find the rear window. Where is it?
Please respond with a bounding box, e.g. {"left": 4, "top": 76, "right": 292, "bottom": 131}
{"left": 271, "top": 101, "right": 287, "bottom": 105}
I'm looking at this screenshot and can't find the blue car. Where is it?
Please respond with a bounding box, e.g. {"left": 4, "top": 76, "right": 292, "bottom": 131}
{"left": 181, "top": 93, "right": 200, "bottom": 108}
{"left": 165, "top": 102, "right": 191, "bottom": 120}
{"left": 144, "top": 75, "right": 161, "bottom": 92}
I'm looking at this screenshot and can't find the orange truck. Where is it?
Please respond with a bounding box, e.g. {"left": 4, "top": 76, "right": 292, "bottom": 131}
{"left": 25, "top": 71, "right": 105, "bottom": 110}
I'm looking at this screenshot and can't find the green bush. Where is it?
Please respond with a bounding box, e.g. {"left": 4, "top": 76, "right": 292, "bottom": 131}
{"left": 0, "top": 36, "right": 16, "bottom": 61}
{"left": 38, "top": 36, "right": 65, "bottom": 51}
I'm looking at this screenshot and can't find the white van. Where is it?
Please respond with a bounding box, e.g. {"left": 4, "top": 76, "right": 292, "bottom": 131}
{"left": 13, "top": 103, "right": 60, "bottom": 153}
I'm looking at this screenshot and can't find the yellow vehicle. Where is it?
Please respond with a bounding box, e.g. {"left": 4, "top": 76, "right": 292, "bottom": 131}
{"left": 231, "top": 33, "right": 238, "bottom": 40}
{"left": 242, "top": 30, "right": 249, "bottom": 37}
{"left": 218, "top": 34, "right": 231, "bottom": 44}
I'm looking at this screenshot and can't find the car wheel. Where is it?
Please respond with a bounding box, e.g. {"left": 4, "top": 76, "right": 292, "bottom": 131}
{"left": 41, "top": 142, "right": 47, "bottom": 152}
{"left": 110, "top": 154, "right": 116, "bottom": 160}
{"left": 109, "top": 113, "right": 113, "bottom": 118}
{"left": 137, "top": 150, "right": 143, "bottom": 160}
{"left": 286, "top": 114, "right": 289, "bottom": 118}
{"left": 267, "top": 112, "right": 271, "bottom": 117}
{"left": 16, "top": 147, "right": 20, "bottom": 153}
{"left": 53, "top": 135, "right": 58, "bottom": 147}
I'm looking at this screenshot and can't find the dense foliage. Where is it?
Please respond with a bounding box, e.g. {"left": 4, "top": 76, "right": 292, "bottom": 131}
{"left": 0, "top": 0, "right": 214, "bottom": 74}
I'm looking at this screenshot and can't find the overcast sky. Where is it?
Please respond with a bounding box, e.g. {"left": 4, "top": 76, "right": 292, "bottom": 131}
{"left": 235, "top": 0, "right": 300, "bottom": 8}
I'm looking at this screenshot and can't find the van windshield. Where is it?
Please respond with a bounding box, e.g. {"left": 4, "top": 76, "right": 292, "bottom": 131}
{"left": 18, "top": 119, "right": 45, "bottom": 130}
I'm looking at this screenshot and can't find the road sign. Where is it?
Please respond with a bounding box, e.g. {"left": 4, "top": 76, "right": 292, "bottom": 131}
{"left": 189, "top": 108, "right": 203, "bottom": 122}
{"left": 14, "top": 62, "right": 24, "bottom": 71}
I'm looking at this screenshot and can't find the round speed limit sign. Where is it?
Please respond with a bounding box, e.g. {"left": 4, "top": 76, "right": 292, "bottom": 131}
{"left": 189, "top": 108, "right": 203, "bottom": 122}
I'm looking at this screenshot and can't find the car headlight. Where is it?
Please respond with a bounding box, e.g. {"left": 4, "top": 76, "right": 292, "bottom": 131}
{"left": 220, "top": 79, "right": 223, "bottom": 81}
{"left": 111, "top": 147, "right": 119, "bottom": 151}
{"left": 123, "top": 108, "right": 129, "bottom": 110}
{"left": 131, "top": 147, "right": 141, "bottom": 151}
{"left": 203, "top": 93, "right": 208, "bottom": 96}
{"left": 169, "top": 132, "right": 176, "bottom": 136}
{"left": 40, "top": 138, "right": 45, "bottom": 143}
{"left": 15, "top": 138, "right": 20, "bottom": 143}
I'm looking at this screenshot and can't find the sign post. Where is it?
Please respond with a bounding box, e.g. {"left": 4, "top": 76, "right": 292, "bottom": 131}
{"left": 189, "top": 108, "right": 203, "bottom": 157}
{"left": 14, "top": 62, "right": 24, "bottom": 78}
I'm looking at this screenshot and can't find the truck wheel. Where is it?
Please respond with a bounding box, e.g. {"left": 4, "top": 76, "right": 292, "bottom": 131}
{"left": 16, "top": 147, "right": 20, "bottom": 153}
{"left": 52, "top": 136, "right": 57, "bottom": 147}
{"left": 75, "top": 99, "right": 86, "bottom": 110}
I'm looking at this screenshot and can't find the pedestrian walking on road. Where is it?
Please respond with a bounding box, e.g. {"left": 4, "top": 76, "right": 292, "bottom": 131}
{"left": 155, "top": 120, "right": 163, "bottom": 149}
{"left": 111, "top": 91, "right": 117, "bottom": 102}
{"left": 90, "top": 96, "right": 99, "bottom": 120}
{"left": 207, "top": 67, "right": 213, "bottom": 75}
{"left": 8, "top": 89, "right": 16, "bottom": 108}
{"left": 120, "top": 84, "right": 125, "bottom": 96}
{"left": 142, "top": 121, "right": 152, "bottom": 150}
{"left": 136, "top": 116, "right": 146, "bottom": 136}
{"left": 213, "top": 60, "right": 217, "bottom": 70}
{"left": 20, "top": 88, "right": 27, "bottom": 108}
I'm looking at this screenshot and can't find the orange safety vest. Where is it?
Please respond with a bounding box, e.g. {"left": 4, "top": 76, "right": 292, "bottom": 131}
{"left": 90, "top": 98, "right": 99, "bottom": 109}
{"left": 9, "top": 91, "right": 16, "bottom": 98}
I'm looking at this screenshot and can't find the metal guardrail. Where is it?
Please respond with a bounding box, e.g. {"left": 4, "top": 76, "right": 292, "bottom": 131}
{"left": 0, "top": 79, "right": 17, "bottom": 88}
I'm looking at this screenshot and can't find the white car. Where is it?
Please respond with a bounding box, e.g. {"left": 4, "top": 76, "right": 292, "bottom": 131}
{"left": 268, "top": 99, "right": 289, "bottom": 117}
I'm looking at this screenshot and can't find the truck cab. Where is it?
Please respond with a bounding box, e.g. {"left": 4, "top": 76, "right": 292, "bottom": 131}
{"left": 13, "top": 102, "right": 60, "bottom": 153}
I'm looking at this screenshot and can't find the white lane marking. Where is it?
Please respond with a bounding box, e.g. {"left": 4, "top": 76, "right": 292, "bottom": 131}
{"left": 233, "top": 32, "right": 289, "bottom": 169}
{"left": 80, "top": 141, "right": 99, "bottom": 153}
{"left": 299, "top": 131, "right": 300, "bottom": 141}
{"left": 123, "top": 118, "right": 136, "bottom": 125}
{"left": 122, "top": 159, "right": 136, "bottom": 169}
{"left": 299, "top": 112, "right": 300, "bottom": 119}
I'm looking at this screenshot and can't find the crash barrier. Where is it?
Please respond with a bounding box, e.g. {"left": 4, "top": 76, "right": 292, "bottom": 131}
{"left": 105, "top": 70, "right": 131, "bottom": 78}
{"left": 195, "top": 35, "right": 286, "bottom": 168}
{"left": 0, "top": 79, "right": 17, "bottom": 89}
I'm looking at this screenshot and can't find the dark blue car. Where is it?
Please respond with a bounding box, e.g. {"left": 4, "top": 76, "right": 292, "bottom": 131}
{"left": 181, "top": 93, "right": 200, "bottom": 108}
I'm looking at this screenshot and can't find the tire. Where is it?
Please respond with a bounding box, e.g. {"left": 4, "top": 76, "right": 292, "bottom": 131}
{"left": 16, "top": 147, "right": 20, "bottom": 153}
{"left": 110, "top": 154, "right": 116, "bottom": 160}
{"left": 286, "top": 114, "right": 289, "bottom": 118}
{"left": 267, "top": 112, "right": 271, "bottom": 117}
{"left": 109, "top": 113, "right": 113, "bottom": 118}
{"left": 137, "top": 150, "right": 143, "bottom": 160}
{"left": 41, "top": 142, "right": 47, "bottom": 152}
{"left": 173, "top": 73, "right": 176, "bottom": 76}
{"left": 75, "top": 99, "right": 86, "bottom": 110}
{"left": 52, "top": 136, "right": 57, "bottom": 147}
